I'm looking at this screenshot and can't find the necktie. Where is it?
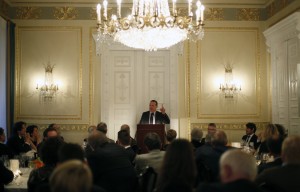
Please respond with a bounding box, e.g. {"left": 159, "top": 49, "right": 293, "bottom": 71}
{"left": 150, "top": 113, "right": 154, "bottom": 124}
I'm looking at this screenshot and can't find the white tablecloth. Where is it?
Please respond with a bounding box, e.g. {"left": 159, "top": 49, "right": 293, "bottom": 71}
{"left": 5, "top": 168, "right": 31, "bottom": 192}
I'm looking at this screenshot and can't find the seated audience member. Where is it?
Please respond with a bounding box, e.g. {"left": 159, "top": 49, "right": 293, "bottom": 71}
{"left": 274, "top": 124, "right": 287, "bottom": 138}
{"left": 7, "top": 121, "right": 35, "bottom": 155}
{"left": 50, "top": 160, "right": 105, "bottom": 192}
{"left": 86, "top": 131, "right": 137, "bottom": 192}
{"left": 163, "top": 129, "right": 177, "bottom": 150}
{"left": 117, "top": 130, "right": 136, "bottom": 164}
{"left": 201, "top": 123, "right": 217, "bottom": 144}
{"left": 255, "top": 136, "right": 300, "bottom": 192}
{"left": 135, "top": 132, "right": 165, "bottom": 177}
{"left": 0, "top": 127, "right": 13, "bottom": 158}
{"left": 195, "top": 130, "right": 231, "bottom": 183}
{"left": 191, "top": 127, "right": 204, "bottom": 150}
{"left": 257, "top": 136, "right": 284, "bottom": 174}
{"left": 257, "top": 124, "right": 280, "bottom": 155}
{"left": 96, "top": 122, "right": 115, "bottom": 143}
{"left": 156, "top": 139, "right": 197, "bottom": 192}
{"left": 58, "top": 143, "right": 85, "bottom": 163}
{"left": 37, "top": 127, "right": 59, "bottom": 157}
{"left": 48, "top": 123, "right": 64, "bottom": 141}
{"left": 198, "top": 149, "right": 262, "bottom": 192}
{"left": 241, "top": 122, "right": 259, "bottom": 149}
{"left": 27, "top": 137, "right": 64, "bottom": 192}
{"left": 119, "top": 124, "right": 138, "bottom": 153}
{"left": 26, "top": 125, "right": 42, "bottom": 150}
{"left": 82, "top": 125, "right": 96, "bottom": 150}
{"left": 0, "top": 160, "right": 14, "bottom": 191}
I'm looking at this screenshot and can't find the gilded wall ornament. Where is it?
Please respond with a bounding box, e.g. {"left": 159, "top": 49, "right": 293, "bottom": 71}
{"left": 177, "top": 8, "right": 188, "bottom": 16}
{"left": 16, "top": 7, "right": 41, "bottom": 19}
{"left": 237, "top": 8, "right": 259, "bottom": 21}
{"left": 54, "top": 7, "right": 78, "bottom": 20}
{"left": 205, "top": 8, "right": 224, "bottom": 21}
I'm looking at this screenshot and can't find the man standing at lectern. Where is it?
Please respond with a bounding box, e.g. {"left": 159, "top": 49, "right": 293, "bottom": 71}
{"left": 139, "top": 100, "right": 170, "bottom": 124}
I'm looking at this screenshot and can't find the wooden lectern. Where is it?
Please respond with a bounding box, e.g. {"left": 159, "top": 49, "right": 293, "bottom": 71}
{"left": 136, "top": 124, "right": 166, "bottom": 154}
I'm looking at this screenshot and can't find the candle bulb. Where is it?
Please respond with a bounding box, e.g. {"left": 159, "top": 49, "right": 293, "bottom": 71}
{"left": 103, "top": 0, "right": 108, "bottom": 20}
{"left": 200, "top": 5, "right": 205, "bottom": 22}
{"left": 188, "top": 0, "right": 192, "bottom": 17}
{"left": 36, "top": 84, "right": 39, "bottom": 89}
{"left": 117, "top": 0, "right": 122, "bottom": 18}
{"left": 172, "top": 0, "right": 176, "bottom": 16}
{"left": 96, "top": 4, "right": 101, "bottom": 24}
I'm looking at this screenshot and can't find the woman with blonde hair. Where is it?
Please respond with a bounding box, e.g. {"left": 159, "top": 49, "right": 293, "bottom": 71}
{"left": 50, "top": 160, "right": 93, "bottom": 192}
{"left": 257, "top": 124, "right": 280, "bottom": 155}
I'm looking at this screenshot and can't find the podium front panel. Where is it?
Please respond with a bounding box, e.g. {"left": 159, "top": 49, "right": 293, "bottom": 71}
{"left": 136, "top": 124, "right": 166, "bottom": 154}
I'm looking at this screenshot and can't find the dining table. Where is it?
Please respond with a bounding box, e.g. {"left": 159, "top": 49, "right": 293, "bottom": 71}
{"left": 5, "top": 168, "right": 32, "bottom": 192}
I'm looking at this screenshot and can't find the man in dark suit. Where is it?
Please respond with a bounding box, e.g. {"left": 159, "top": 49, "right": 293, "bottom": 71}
{"left": 86, "top": 131, "right": 137, "bottom": 192}
{"left": 241, "top": 122, "right": 259, "bottom": 149}
{"left": 139, "top": 100, "right": 170, "bottom": 124}
{"left": 255, "top": 135, "right": 300, "bottom": 192}
{"left": 7, "top": 121, "right": 34, "bottom": 155}
{"left": 197, "top": 149, "right": 262, "bottom": 192}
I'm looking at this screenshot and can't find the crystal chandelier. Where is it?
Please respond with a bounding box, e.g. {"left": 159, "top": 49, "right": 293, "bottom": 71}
{"left": 219, "top": 64, "right": 241, "bottom": 99}
{"left": 93, "top": 0, "right": 205, "bottom": 52}
{"left": 36, "top": 62, "right": 59, "bottom": 102}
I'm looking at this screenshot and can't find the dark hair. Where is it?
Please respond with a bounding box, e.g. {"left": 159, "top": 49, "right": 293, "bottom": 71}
{"left": 266, "top": 136, "right": 284, "bottom": 155}
{"left": 48, "top": 123, "right": 56, "bottom": 129}
{"left": 150, "top": 100, "right": 158, "bottom": 106}
{"left": 26, "top": 125, "right": 38, "bottom": 137}
{"left": 43, "top": 127, "right": 58, "bottom": 138}
{"left": 118, "top": 130, "right": 130, "bottom": 146}
{"left": 275, "top": 124, "right": 286, "bottom": 137}
{"left": 0, "top": 127, "right": 4, "bottom": 135}
{"left": 246, "top": 122, "right": 257, "bottom": 133}
{"left": 166, "top": 129, "right": 177, "bottom": 142}
{"left": 40, "top": 137, "right": 64, "bottom": 165}
{"left": 58, "top": 143, "right": 85, "bottom": 163}
{"left": 144, "top": 132, "right": 161, "bottom": 150}
{"left": 13, "top": 121, "right": 26, "bottom": 135}
{"left": 96, "top": 122, "right": 107, "bottom": 134}
{"left": 157, "top": 139, "right": 196, "bottom": 192}
{"left": 208, "top": 123, "right": 216, "bottom": 127}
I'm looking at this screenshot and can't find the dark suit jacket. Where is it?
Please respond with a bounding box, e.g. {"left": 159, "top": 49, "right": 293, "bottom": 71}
{"left": 0, "top": 143, "right": 14, "bottom": 158}
{"left": 139, "top": 111, "right": 170, "bottom": 124}
{"left": 7, "top": 135, "right": 31, "bottom": 155}
{"left": 87, "top": 143, "right": 137, "bottom": 192}
{"left": 242, "top": 134, "right": 259, "bottom": 149}
{"left": 197, "top": 179, "right": 263, "bottom": 192}
{"left": 255, "top": 164, "right": 300, "bottom": 192}
{"left": 195, "top": 144, "right": 232, "bottom": 183}
{"left": 0, "top": 160, "right": 14, "bottom": 192}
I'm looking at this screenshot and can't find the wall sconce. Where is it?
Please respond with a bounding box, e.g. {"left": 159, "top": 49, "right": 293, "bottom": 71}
{"left": 36, "top": 62, "right": 59, "bottom": 102}
{"left": 219, "top": 64, "right": 241, "bottom": 99}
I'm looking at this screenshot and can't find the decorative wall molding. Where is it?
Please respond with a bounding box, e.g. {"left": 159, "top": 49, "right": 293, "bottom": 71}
{"left": 191, "top": 122, "right": 269, "bottom": 131}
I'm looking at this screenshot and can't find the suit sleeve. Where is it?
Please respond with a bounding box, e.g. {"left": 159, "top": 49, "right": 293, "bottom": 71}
{"left": 0, "top": 160, "right": 14, "bottom": 185}
{"left": 161, "top": 113, "right": 170, "bottom": 124}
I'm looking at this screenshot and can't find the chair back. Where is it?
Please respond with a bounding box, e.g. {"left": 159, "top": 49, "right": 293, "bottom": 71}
{"left": 138, "top": 166, "right": 157, "bottom": 192}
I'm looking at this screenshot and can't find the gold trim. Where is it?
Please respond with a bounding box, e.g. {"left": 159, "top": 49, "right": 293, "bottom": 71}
{"left": 33, "top": 124, "right": 90, "bottom": 132}
{"left": 197, "top": 27, "right": 261, "bottom": 119}
{"left": 15, "top": 26, "right": 83, "bottom": 120}
{"left": 191, "top": 122, "right": 270, "bottom": 130}
{"left": 186, "top": 41, "right": 191, "bottom": 139}
{"left": 89, "top": 27, "right": 95, "bottom": 125}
